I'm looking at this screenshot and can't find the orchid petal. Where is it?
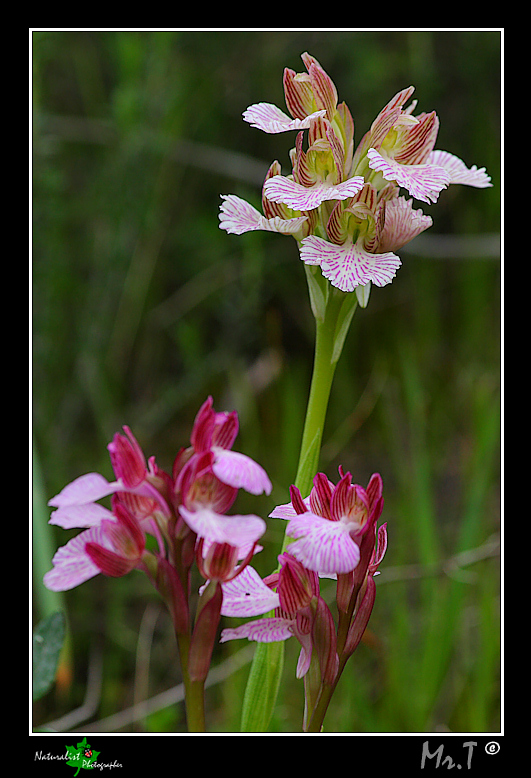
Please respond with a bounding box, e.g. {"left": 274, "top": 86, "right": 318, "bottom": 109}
{"left": 428, "top": 150, "right": 492, "bottom": 188}
{"left": 295, "top": 633, "right": 313, "bottom": 678}
{"left": 377, "top": 196, "right": 432, "bottom": 253}
{"left": 201, "top": 535, "right": 262, "bottom": 564}
{"left": 286, "top": 512, "right": 361, "bottom": 574}
{"left": 43, "top": 525, "right": 110, "bottom": 591}
{"left": 220, "top": 565, "right": 280, "bottom": 617}
{"left": 179, "top": 506, "right": 266, "bottom": 548}
{"left": 269, "top": 498, "right": 309, "bottom": 520}
{"left": 220, "top": 617, "right": 293, "bottom": 643}
{"left": 300, "top": 235, "right": 401, "bottom": 292}
{"left": 218, "top": 194, "right": 307, "bottom": 235}
{"left": 367, "top": 148, "right": 450, "bottom": 204}
{"left": 263, "top": 174, "right": 364, "bottom": 212}
{"left": 242, "top": 102, "right": 326, "bottom": 134}
{"left": 212, "top": 447, "right": 272, "bottom": 495}
{"left": 49, "top": 502, "right": 114, "bottom": 529}
{"left": 48, "top": 473, "right": 120, "bottom": 508}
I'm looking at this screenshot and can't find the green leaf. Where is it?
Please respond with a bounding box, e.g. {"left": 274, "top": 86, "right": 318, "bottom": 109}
{"left": 304, "top": 264, "right": 329, "bottom": 322}
{"left": 240, "top": 641, "right": 284, "bottom": 732}
{"left": 65, "top": 737, "right": 100, "bottom": 776}
{"left": 331, "top": 293, "right": 357, "bottom": 365}
{"left": 33, "top": 611, "right": 66, "bottom": 700}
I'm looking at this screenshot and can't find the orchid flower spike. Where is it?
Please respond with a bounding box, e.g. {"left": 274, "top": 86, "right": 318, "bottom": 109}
{"left": 219, "top": 53, "right": 492, "bottom": 299}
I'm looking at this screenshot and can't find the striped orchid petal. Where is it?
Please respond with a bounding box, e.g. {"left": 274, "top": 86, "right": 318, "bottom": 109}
{"left": 49, "top": 502, "right": 114, "bottom": 530}
{"left": 269, "top": 497, "right": 309, "bottom": 521}
{"left": 220, "top": 565, "right": 280, "bottom": 617}
{"left": 43, "top": 525, "right": 110, "bottom": 591}
{"left": 263, "top": 174, "right": 364, "bottom": 212}
{"left": 243, "top": 102, "right": 326, "bottom": 133}
{"left": 367, "top": 147, "right": 450, "bottom": 204}
{"left": 212, "top": 447, "right": 272, "bottom": 495}
{"left": 283, "top": 67, "right": 315, "bottom": 120}
{"left": 286, "top": 512, "right": 361, "bottom": 575}
{"left": 428, "top": 150, "right": 492, "bottom": 188}
{"left": 377, "top": 196, "right": 433, "bottom": 253}
{"left": 179, "top": 506, "right": 266, "bottom": 548}
{"left": 48, "top": 472, "right": 120, "bottom": 508}
{"left": 220, "top": 616, "right": 294, "bottom": 643}
{"left": 218, "top": 194, "right": 307, "bottom": 236}
{"left": 300, "top": 235, "right": 401, "bottom": 292}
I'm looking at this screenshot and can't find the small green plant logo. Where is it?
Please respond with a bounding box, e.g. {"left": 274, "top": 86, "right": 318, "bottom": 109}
{"left": 65, "top": 737, "right": 100, "bottom": 776}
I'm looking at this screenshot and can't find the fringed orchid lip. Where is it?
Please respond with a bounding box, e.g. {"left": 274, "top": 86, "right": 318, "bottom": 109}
{"left": 367, "top": 147, "right": 451, "bottom": 204}
{"left": 299, "top": 234, "right": 401, "bottom": 293}
{"left": 263, "top": 173, "right": 365, "bottom": 212}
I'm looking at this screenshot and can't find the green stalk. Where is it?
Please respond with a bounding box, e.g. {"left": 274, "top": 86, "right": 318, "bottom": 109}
{"left": 240, "top": 274, "right": 358, "bottom": 731}
{"left": 175, "top": 631, "right": 206, "bottom": 732}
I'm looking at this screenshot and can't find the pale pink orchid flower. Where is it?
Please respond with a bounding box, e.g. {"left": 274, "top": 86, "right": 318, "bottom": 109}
{"left": 299, "top": 193, "right": 432, "bottom": 293}
{"left": 242, "top": 52, "right": 338, "bottom": 134}
{"left": 220, "top": 56, "right": 492, "bottom": 303}
{"left": 363, "top": 86, "right": 492, "bottom": 204}
{"left": 428, "top": 149, "right": 492, "bottom": 188}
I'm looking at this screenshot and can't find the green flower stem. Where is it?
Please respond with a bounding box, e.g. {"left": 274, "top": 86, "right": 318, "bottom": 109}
{"left": 305, "top": 644, "right": 356, "bottom": 732}
{"left": 293, "top": 282, "right": 358, "bottom": 499}
{"left": 175, "top": 631, "right": 206, "bottom": 732}
{"left": 304, "top": 679, "right": 337, "bottom": 732}
{"left": 240, "top": 276, "right": 358, "bottom": 732}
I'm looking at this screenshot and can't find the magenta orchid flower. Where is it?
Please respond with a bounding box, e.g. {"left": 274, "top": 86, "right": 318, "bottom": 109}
{"left": 179, "top": 504, "right": 266, "bottom": 583}
{"left": 44, "top": 499, "right": 147, "bottom": 591}
{"left": 48, "top": 427, "right": 172, "bottom": 535}
{"left": 183, "top": 396, "right": 272, "bottom": 496}
{"left": 220, "top": 553, "right": 334, "bottom": 681}
{"left": 44, "top": 397, "right": 273, "bottom": 600}
{"left": 220, "top": 466, "right": 388, "bottom": 698}
{"left": 271, "top": 469, "right": 384, "bottom": 576}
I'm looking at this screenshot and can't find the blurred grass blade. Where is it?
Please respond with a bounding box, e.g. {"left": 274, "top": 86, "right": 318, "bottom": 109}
{"left": 33, "top": 440, "right": 73, "bottom": 693}
{"left": 33, "top": 439, "right": 65, "bottom": 618}
{"left": 33, "top": 611, "right": 66, "bottom": 700}
{"left": 240, "top": 642, "right": 284, "bottom": 732}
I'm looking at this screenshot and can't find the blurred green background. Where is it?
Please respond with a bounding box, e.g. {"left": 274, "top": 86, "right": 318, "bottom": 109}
{"left": 32, "top": 29, "right": 501, "bottom": 733}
